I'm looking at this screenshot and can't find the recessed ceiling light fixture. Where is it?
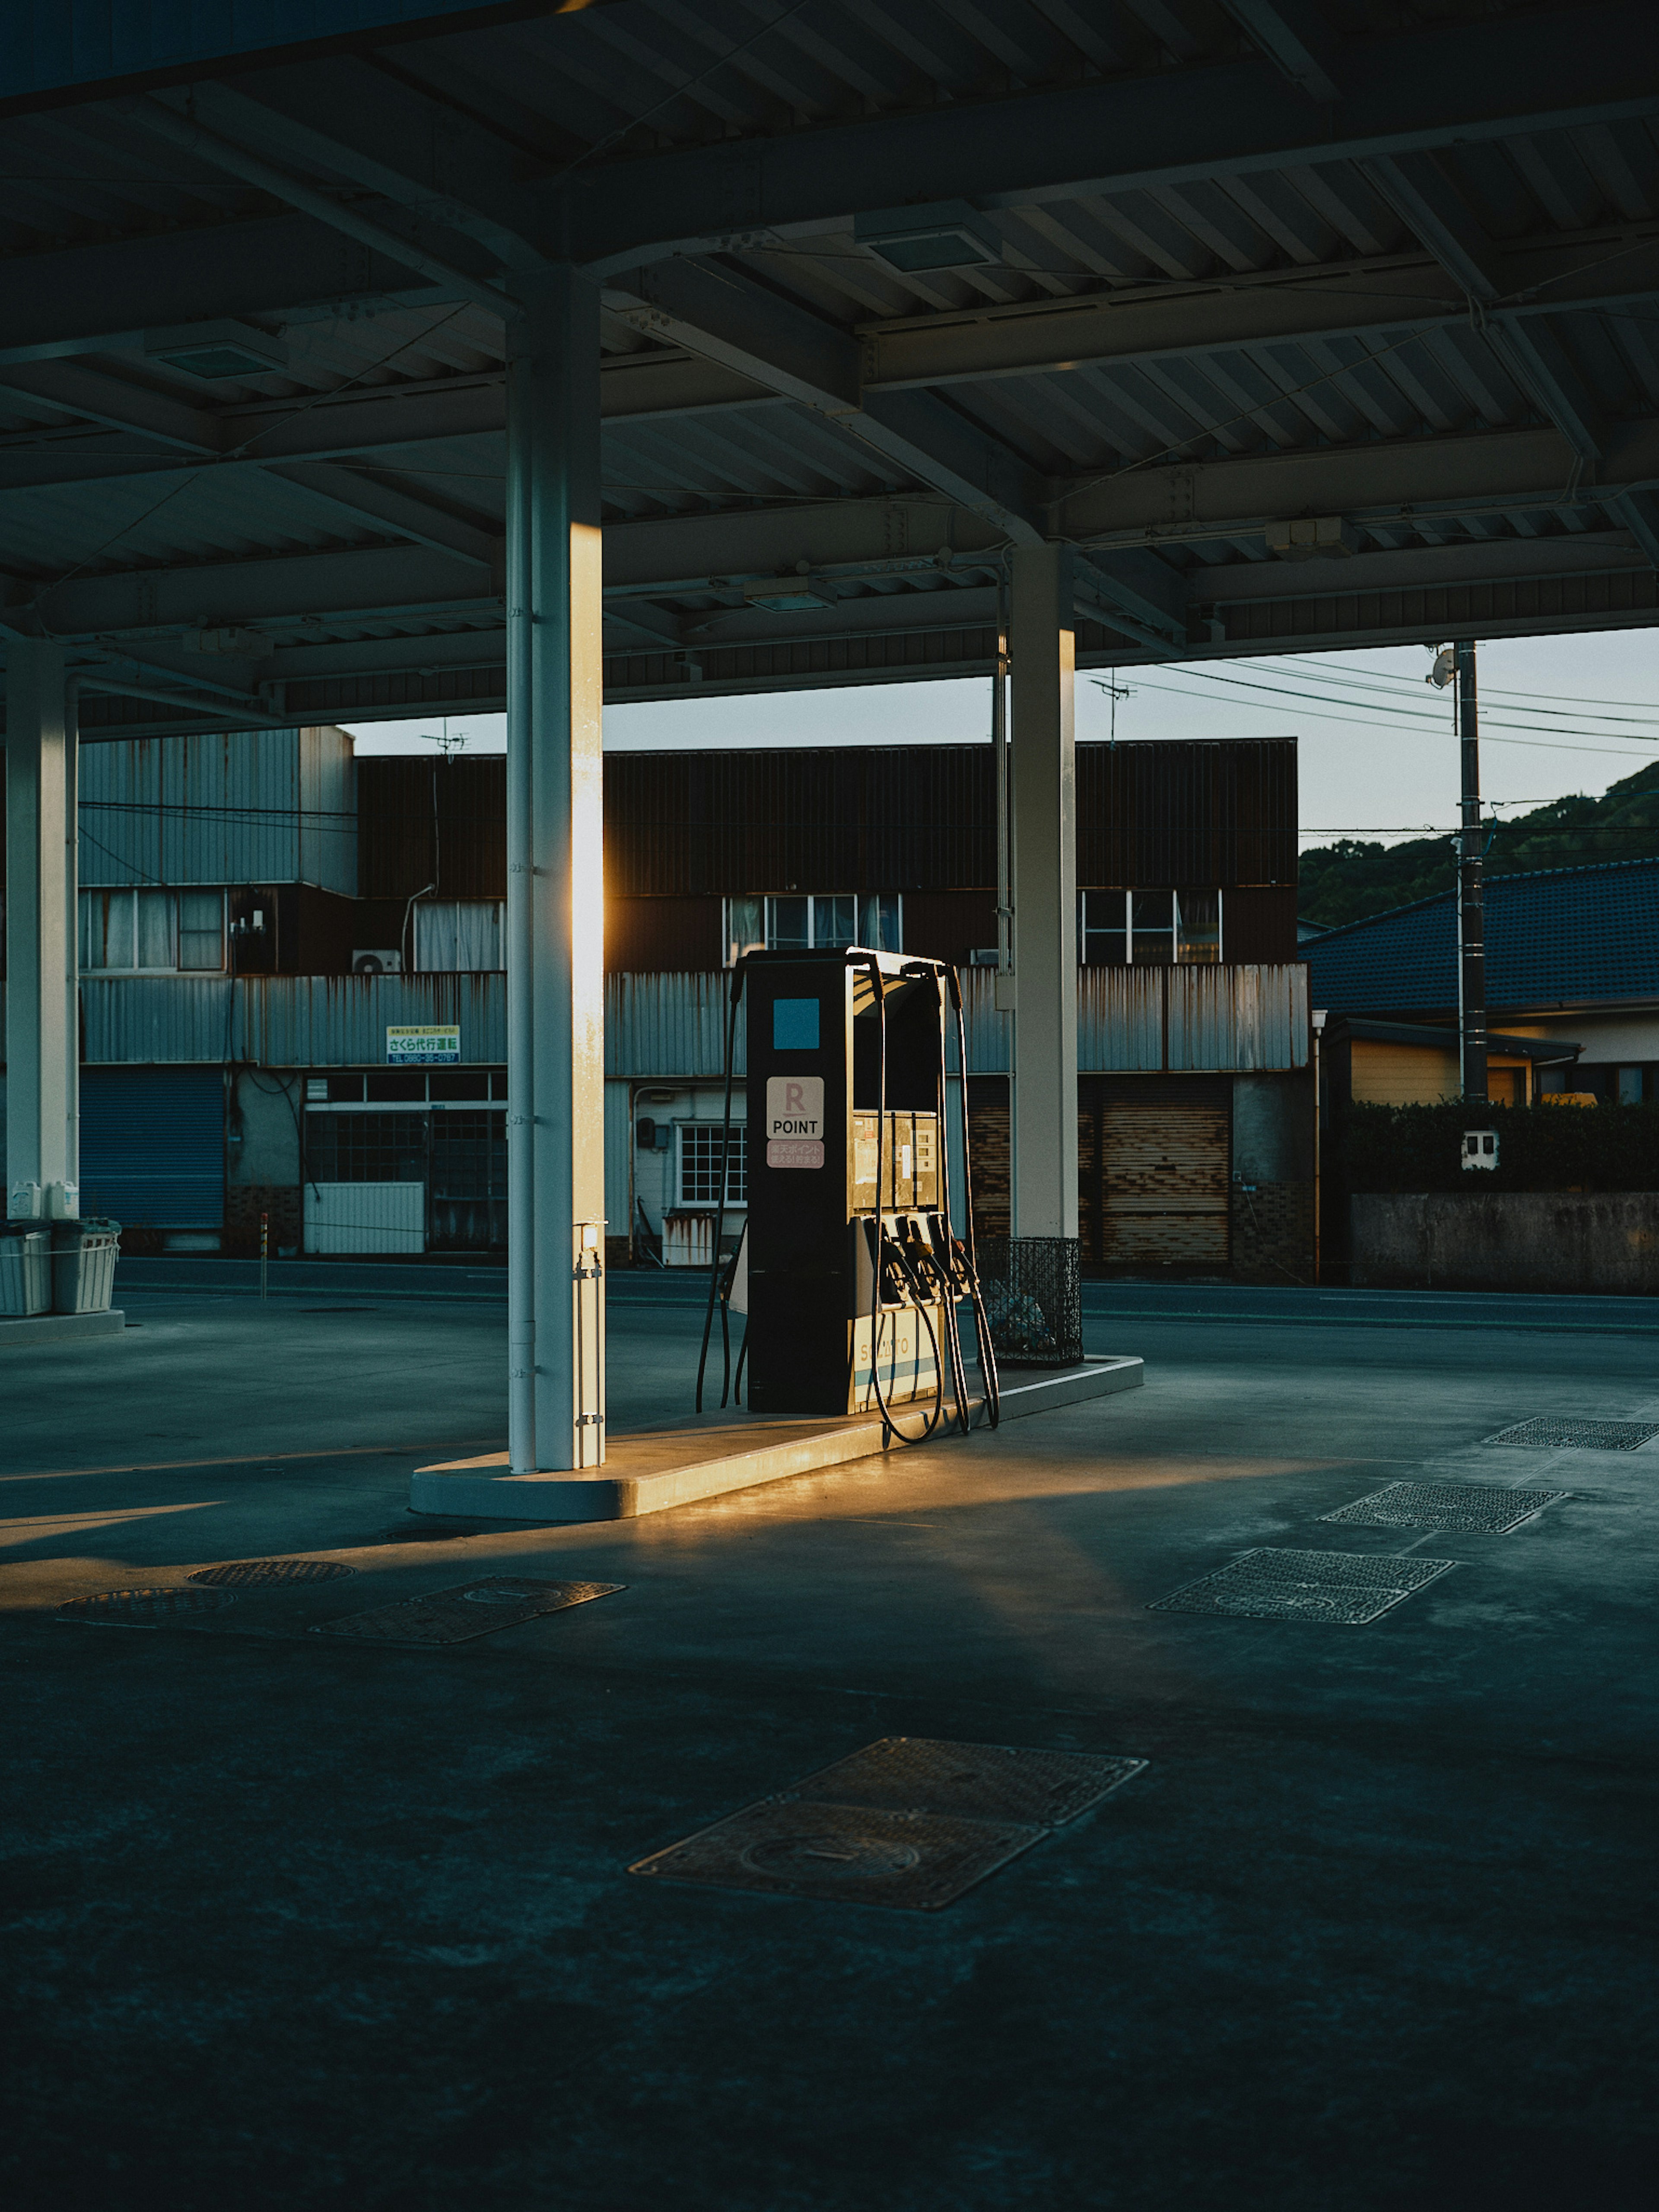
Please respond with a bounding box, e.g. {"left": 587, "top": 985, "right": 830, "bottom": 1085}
{"left": 853, "top": 201, "right": 1002, "bottom": 272}
{"left": 145, "top": 320, "right": 287, "bottom": 380}
{"left": 743, "top": 577, "right": 839, "bottom": 614}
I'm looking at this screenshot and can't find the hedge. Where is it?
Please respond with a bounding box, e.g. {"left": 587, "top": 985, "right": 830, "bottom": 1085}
{"left": 1341, "top": 1100, "right": 1659, "bottom": 1194}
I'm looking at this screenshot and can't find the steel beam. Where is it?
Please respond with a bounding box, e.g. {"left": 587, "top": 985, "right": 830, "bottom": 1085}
{"left": 569, "top": 1, "right": 1659, "bottom": 265}
{"left": 1363, "top": 151, "right": 1609, "bottom": 464}
{"left": 124, "top": 97, "right": 515, "bottom": 318}
{"left": 861, "top": 228, "right": 1659, "bottom": 391}
{"left": 185, "top": 67, "right": 555, "bottom": 273}
{"left": 0, "top": 216, "right": 423, "bottom": 364}
{"left": 613, "top": 258, "right": 1044, "bottom": 542}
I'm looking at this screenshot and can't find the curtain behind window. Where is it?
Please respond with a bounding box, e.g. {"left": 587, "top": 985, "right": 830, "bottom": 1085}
{"left": 414, "top": 900, "right": 505, "bottom": 971}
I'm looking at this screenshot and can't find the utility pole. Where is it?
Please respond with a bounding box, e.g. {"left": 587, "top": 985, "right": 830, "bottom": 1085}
{"left": 993, "top": 575, "right": 1012, "bottom": 978}
{"left": 1456, "top": 640, "right": 1487, "bottom": 1105}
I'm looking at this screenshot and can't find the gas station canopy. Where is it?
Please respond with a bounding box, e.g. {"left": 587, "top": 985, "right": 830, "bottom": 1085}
{"left": 3, "top": 0, "right": 1659, "bottom": 739}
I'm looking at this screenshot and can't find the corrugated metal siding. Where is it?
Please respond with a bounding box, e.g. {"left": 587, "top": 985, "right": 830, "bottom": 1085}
{"left": 1078, "top": 970, "right": 1164, "bottom": 1072}
{"left": 605, "top": 741, "right": 1293, "bottom": 897}
{"left": 76, "top": 728, "right": 354, "bottom": 892}
{"left": 605, "top": 748, "right": 997, "bottom": 896}
{"left": 304, "top": 1183, "right": 425, "bottom": 1255}
{"left": 1166, "top": 965, "right": 1309, "bottom": 1072}
{"left": 605, "top": 973, "right": 743, "bottom": 1079}
{"left": 357, "top": 757, "right": 505, "bottom": 900}
{"left": 81, "top": 976, "right": 506, "bottom": 1064}
{"left": 300, "top": 727, "right": 357, "bottom": 896}
{"left": 956, "top": 969, "right": 1011, "bottom": 1074}
{"left": 71, "top": 963, "right": 1303, "bottom": 1073}
{"left": 1077, "top": 741, "right": 1297, "bottom": 889}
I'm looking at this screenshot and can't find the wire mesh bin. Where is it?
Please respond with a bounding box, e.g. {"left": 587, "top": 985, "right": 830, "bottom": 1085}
{"left": 51, "top": 1220, "right": 121, "bottom": 1314}
{"left": 978, "top": 1236, "right": 1083, "bottom": 1368}
{"left": 0, "top": 1226, "right": 52, "bottom": 1317}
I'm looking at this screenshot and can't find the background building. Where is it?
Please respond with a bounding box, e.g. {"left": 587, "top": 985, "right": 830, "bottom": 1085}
{"left": 1304, "top": 858, "right": 1659, "bottom": 1104}
{"left": 1, "top": 729, "right": 1311, "bottom": 1279}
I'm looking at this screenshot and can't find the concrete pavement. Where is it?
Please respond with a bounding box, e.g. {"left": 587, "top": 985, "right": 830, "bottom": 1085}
{"left": 2, "top": 1272, "right": 1654, "bottom": 2209}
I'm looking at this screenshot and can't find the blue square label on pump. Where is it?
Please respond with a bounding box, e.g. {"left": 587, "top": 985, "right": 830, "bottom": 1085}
{"left": 772, "top": 997, "right": 820, "bottom": 1051}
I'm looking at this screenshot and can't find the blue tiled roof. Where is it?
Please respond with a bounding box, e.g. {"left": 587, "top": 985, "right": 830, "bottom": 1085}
{"left": 1303, "top": 857, "right": 1659, "bottom": 1013}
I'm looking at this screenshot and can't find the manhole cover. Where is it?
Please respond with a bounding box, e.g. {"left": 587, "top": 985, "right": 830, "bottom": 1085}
{"left": 58, "top": 1586, "right": 236, "bottom": 1625}
{"left": 791, "top": 1738, "right": 1146, "bottom": 1827}
{"left": 189, "top": 1558, "right": 358, "bottom": 1588}
{"left": 1150, "top": 1547, "right": 1457, "bottom": 1626}
{"left": 1319, "top": 1482, "right": 1568, "bottom": 1535}
{"left": 741, "top": 1831, "right": 923, "bottom": 1880}
{"left": 1484, "top": 1417, "right": 1659, "bottom": 1451}
{"left": 631, "top": 1799, "right": 1041, "bottom": 1910}
{"left": 312, "top": 1577, "right": 623, "bottom": 1646}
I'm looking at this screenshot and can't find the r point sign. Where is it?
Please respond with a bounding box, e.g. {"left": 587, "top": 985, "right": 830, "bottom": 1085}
{"left": 765, "top": 1074, "right": 824, "bottom": 1170}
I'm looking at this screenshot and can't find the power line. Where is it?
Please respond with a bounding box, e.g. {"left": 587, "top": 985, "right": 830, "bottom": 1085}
{"left": 1126, "top": 669, "right": 1659, "bottom": 760}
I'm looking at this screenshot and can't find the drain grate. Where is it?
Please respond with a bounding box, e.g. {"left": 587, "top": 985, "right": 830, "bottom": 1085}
{"left": 1150, "top": 1547, "right": 1457, "bottom": 1625}
{"left": 630, "top": 1799, "right": 1042, "bottom": 1911}
{"left": 58, "top": 1586, "right": 236, "bottom": 1625}
{"left": 1319, "top": 1481, "right": 1568, "bottom": 1535}
{"left": 790, "top": 1738, "right": 1146, "bottom": 1827}
{"left": 1484, "top": 1416, "right": 1659, "bottom": 1451}
{"left": 630, "top": 1736, "right": 1146, "bottom": 1910}
{"left": 312, "top": 1576, "right": 623, "bottom": 1646}
{"left": 189, "top": 1557, "right": 358, "bottom": 1588}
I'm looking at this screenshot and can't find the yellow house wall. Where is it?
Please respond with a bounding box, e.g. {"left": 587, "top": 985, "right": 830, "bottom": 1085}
{"left": 1350, "top": 1040, "right": 1459, "bottom": 1105}
{"left": 1351, "top": 1040, "right": 1535, "bottom": 1106}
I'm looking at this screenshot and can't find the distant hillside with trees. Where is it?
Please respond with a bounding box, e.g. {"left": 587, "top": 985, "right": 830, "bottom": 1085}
{"left": 1299, "top": 760, "right": 1659, "bottom": 931}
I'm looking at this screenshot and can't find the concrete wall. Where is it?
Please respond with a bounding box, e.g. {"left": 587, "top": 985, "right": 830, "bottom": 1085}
{"left": 226, "top": 1069, "right": 302, "bottom": 1256}
{"left": 1231, "top": 1073, "right": 1315, "bottom": 1284}
{"left": 1352, "top": 1192, "right": 1659, "bottom": 1293}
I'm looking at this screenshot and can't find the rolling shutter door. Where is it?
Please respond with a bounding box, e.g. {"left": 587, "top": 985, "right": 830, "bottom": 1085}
{"left": 79, "top": 1069, "right": 225, "bottom": 1229}
{"left": 1095, "top": 1095, "right": 1230, "bottom": 1265}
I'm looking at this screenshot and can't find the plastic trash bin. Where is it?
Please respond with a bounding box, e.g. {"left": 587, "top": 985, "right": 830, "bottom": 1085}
{"left": 0, "top": 1224, "right": 52, "bottom": 1317}
{"left": 51, "top": 1218, "right": 121, "bottom": 1314}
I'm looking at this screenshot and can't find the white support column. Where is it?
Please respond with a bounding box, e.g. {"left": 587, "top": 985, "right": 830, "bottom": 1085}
{"left": 505, "top": 269, "right": 606, "bottom": 1471}
{"left": 1008, "top": 545, "right": 1079, "bottom": 1241}
{"left": 5, "top": 639, "right": 78, "bottom": 1221}
{"left": 63, "top": 680, "right": 80, "bottom": 1207}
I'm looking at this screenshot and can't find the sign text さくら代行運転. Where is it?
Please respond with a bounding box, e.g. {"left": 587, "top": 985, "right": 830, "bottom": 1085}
{"left": 386, "top": 1024, "right": 461, "bottom": 1065}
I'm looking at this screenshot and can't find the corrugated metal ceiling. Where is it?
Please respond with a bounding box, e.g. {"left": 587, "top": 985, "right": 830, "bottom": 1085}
{"left": 1, "top": 0, "right": 1657, "bottom": 723}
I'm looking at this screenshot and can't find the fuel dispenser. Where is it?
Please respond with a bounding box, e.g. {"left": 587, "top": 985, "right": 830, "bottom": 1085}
{"left": 697, "top": 947, "right": 1000, "bottom": 1437}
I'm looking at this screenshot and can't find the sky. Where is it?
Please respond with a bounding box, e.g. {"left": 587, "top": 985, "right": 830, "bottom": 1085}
{"left": 345, "top": 625, "right": 1659, "bottom": 849}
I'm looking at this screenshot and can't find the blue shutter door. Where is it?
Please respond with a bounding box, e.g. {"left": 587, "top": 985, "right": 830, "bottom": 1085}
{"left": 79, "top": 1069, "right": 226, "bottom": 1228}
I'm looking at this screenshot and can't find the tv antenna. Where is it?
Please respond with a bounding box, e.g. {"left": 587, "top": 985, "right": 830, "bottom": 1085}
{"left": 1091, "top": 677, "right": 1137, "bottom": 746}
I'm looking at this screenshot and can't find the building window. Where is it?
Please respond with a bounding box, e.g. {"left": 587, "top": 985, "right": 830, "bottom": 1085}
{"left": 413, "top": 900, "right": 505, "bottom": 972}
{"left": 677, "top": 1122, "right": 748, "bottom": 1206}
{"left": 1080, "top": 889, "right": 1223, "bottom": 965}
{"left": 305, "top": 1112, "right": 429, "bottom": 1181}
{"left": 725, "top": 893, "right": 901, "bottom": 964}
{"left": 178, "top": 890, "right": 226, "bottom": 970}
{"left": 79, "top": 887, "right": 226, "bottom": 972}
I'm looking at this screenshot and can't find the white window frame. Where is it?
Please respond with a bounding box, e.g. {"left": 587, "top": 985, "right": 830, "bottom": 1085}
{"left": 1079, "top": 888, "right": 1224, "bottom": 965}
{"left": 723, "top": 893, "right": 903, "bottom": 965}
{"left": 675, "top": 1120, "right": 749, "bottom": 1208}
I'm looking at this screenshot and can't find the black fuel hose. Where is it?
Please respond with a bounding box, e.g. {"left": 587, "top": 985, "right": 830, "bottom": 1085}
{"left": 946, "top": 964, "right": 1001, "bottom": 1429}
{"left": 696, "top": 958, "right": 747, "bottom": 1414}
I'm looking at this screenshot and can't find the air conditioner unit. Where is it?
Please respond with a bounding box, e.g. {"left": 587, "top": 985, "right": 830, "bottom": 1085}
{"left": 352, "top": 950, "right": 403, "bottom": 976}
